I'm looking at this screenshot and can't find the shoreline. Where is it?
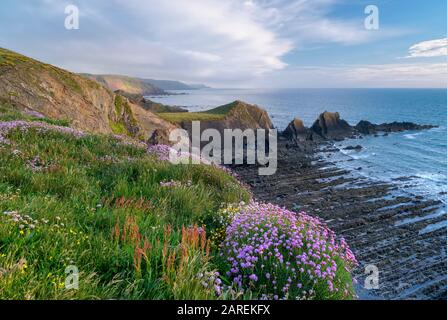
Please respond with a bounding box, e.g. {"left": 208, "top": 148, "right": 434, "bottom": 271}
{"left": 231, "top": 137, "right": 447, "bottom": 300}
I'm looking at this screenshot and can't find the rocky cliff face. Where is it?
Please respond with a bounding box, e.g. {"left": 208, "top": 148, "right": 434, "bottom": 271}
{"left": 0, "top": 48, "right": 175, "bottom": 143}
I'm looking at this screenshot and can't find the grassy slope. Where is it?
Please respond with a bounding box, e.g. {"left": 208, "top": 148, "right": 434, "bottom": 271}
{"left": 158, "top": 101, "right": 238, "bottom": 124}
{"left": 0, "top": 48, "right": 100, "bottom": 95}
{"left": 0, "top": 103, "right": 249, "bottom": 299}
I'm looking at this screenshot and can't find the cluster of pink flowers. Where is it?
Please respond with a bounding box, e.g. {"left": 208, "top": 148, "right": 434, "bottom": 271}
{"left": 147, "top": 144, "right": 174, "bottom": 161}
{"left": 2, "top": 211, "right": 40, "bottom": 231}
{"left": 0, "top": 120, "right": 85, "bottom": 145}
{"left": 220, "top": 201, "right": 358, "bottom": 300}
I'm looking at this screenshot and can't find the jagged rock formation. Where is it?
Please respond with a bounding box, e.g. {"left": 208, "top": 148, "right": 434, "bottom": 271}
{"left": 310, "top": 111, "right": 354, "bottom": 140}
{"left": 283, "top": 118, "right": 312, "bottom": 142}
{"left": 0, "top": 48, "right": 176, "bottom": 144}
{"left": 284, "top": 111, "right": 437, "bottom": 142}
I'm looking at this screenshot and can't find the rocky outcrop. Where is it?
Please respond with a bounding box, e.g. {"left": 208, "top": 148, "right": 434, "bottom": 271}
{"left": 355, "top": 120, "right": 437, "bottom": 135}
{"left": 283, "top": 111, "right": 437, "bottom": 143}
{"left": 310, "top": 111, "right": 354, "bottom": 140}
{"left": 284, "top": 118, "right": 312, "bottom": 142}
{"left": 0, "top": 48, "right": 176, "bottom": 143}
{"left": 344, "top": 145, "right": 363, "bottom": 151}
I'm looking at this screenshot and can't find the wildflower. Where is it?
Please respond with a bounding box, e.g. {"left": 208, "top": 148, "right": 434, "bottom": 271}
{"left": 220, "top": 201, "right": 358, "bottom": 300}
{"left": 249, "top": 274, "right": 258, "bottom": 282}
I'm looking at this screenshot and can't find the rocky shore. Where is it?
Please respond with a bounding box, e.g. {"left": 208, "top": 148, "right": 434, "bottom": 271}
{"left": 231, "top": 113, "right": 446, "bottom": 300}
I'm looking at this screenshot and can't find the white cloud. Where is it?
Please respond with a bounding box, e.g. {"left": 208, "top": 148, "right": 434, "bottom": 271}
{"left": 260, "top": 63, "right": 447, "bottom": 88}
{"left": 407, "top": 38, "right": 447, "bottom": 58}
{"left": 2, "top": 0, "right": 390, "bottom": 87}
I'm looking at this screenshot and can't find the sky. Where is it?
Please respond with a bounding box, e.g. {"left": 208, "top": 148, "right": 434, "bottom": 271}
{"left": 1, "top": 0, "right": 447, "bottom": 88}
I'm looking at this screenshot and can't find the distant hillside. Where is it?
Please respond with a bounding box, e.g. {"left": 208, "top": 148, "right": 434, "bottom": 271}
{"left": 0, "top": 48, "right": 176, "bottom": 143}
{"left": 143, "top": 79, "right": 209, "bottom": 90}
{"left": 114, "top": 90, "right": 188, "bottom": 113}
{"left": 81, "top": 74, "right": 167, "bottom": 96}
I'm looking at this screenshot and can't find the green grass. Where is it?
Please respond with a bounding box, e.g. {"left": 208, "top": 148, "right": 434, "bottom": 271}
{"left": 0, "top": 48, "right": 31, "bottom": 68}
{"left": 158, "top": 112, "right": 226, "bottom": 123}
{"left": 0, "top": 114, "right": 249, "bottom": 299}
{"left": 157, "top": 101, "right": 240, "bottom": 124}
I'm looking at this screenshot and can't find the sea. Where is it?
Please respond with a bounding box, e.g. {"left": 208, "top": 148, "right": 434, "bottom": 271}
{"left": 151, "top": 88, "right": 447, "bottom": 217}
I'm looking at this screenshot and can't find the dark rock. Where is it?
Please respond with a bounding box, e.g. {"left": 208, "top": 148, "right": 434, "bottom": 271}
{"left": 311, "top": 111, "right": 354, "bottom": 140}
{"left": 355, "top": 120, "right": 438, "bottom": 135}
{"left": 356, "top": 120, "right": 377, "bottom": 135}
{"left": 282, "top": 112, "right": 436, "bottom": 145}
{"left": 344, "top": 145, "right": 363, "bottom": 151}
{"left": 283, "top": 118, "right": 312, "bottom": 142}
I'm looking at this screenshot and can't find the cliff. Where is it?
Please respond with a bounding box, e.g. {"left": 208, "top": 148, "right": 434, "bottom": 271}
{"left": 81, "top": 74, "right": 167, "bottom": 96}
{"left": 0, "top": 48, "right": 176, "bottom": 143}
